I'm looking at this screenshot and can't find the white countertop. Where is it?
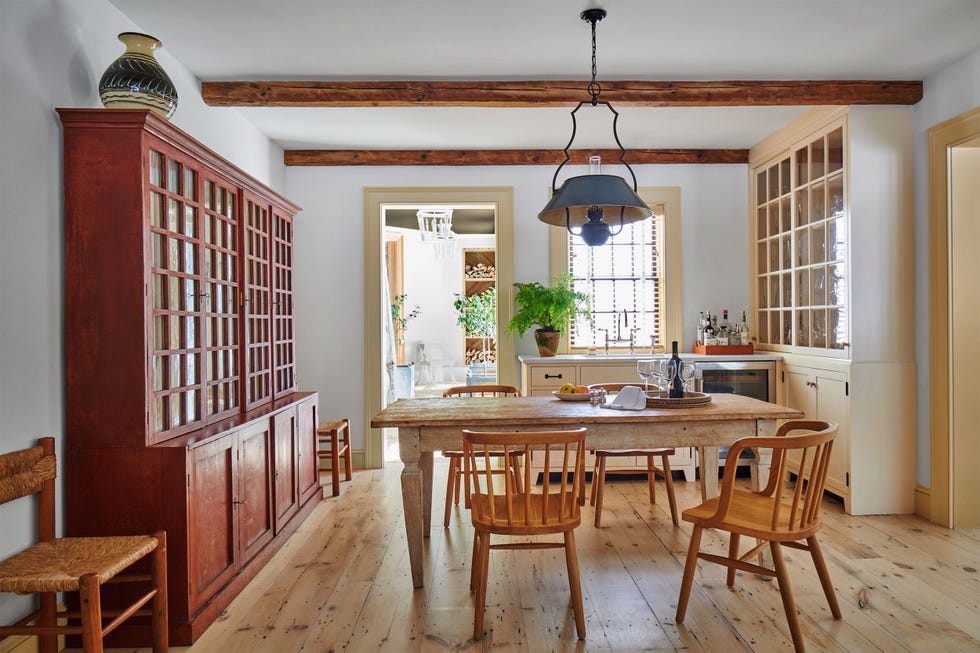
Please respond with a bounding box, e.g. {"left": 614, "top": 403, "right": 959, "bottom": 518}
{"left": 519, "top": 352, "right": 783, "bottom": 363}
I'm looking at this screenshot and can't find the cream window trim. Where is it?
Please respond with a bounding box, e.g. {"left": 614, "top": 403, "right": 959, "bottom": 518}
{"left": 549, "top": 186, "right": 682, "bottom": 353}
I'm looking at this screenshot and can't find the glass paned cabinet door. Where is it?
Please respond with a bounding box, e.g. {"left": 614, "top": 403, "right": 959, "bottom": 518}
{"left": 202, "top": 177, "right": 240, "bottom": 419}
{"left": 751, "top": 121, "right": 849, "bottom": 356}
{"left": 243, "top": 194, "right": 272, "bottom": 408}
{"left": 271, "top": 209, "right": 296, "bottom": 396}
{"left": 148, "top": 148, "right": 204, "bottom": 434}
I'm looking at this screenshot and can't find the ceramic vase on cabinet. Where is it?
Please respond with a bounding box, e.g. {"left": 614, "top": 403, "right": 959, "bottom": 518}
{"left": 99, "top": 32, "right": 178, "bottom": 119}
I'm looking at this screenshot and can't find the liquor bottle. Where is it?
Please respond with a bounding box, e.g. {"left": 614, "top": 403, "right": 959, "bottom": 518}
{"left": 739, "top": 310, "right": 750, "bottom": 345}
{"left": 716, "top": 311, "right": 729, "bottom": 346}
{"left": 669, "top": 340, "right": 684, "bottom": 398}
{"left": 703, "top": 310, "right": 718, "bottom": 346}
{"left": 697, "top": 311, "right": 706, "bottom": 344}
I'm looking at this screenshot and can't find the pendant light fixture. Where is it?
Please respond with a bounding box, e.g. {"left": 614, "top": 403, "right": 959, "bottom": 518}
{"left": 538, "top": 8, "right": 653, "bottom": 247}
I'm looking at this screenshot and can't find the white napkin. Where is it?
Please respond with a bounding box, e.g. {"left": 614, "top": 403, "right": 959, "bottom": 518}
{"left": 602, "top": 385, "right": 647, "bottom": 411}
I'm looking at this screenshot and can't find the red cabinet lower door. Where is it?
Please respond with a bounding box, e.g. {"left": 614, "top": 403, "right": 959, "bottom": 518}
{"left": 187, "top": 434, "right": 236, "bottom": 614}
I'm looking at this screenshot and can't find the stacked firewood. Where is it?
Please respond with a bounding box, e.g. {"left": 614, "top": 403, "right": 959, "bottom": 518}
{"left": 464, "top": 348, "right": 497, "bottom": 365}
{"left": 464, "top": 263, "right": 495, "bottom": 279}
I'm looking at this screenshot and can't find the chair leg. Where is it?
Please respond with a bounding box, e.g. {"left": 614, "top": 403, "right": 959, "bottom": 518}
{"left": 770, "top": 541, "right": 806, "bottom": 653}
{"left": 647, "top": 455, "right": 656, "bottom": 503}
{"left": 564, "top": 530, "right": 587, "bottom": 639}
{"left": 676, "top": 524, "right": 703, "bottom": 623}
{"left": 342, "top": 419, "right": 354, "bottom": 481}
{"left": 593, "top": 456, "right": 607, "bottom": 527}
{"left": 469, "top": 530, "right": 481, "bottom": 592}
{"left": 444, "top": 457, "right": 457, "bottom": 527}
{"left": 151, "top": 531, "right": 169, "bottom": 653}
{"left": 659, "top": 454, "right": 679, "bottom": 527}
{"left": 79, "top": 573, "right": 104, "bottom": 653}
{"left": 589, "top": 456, "right": 599, "bottom": 506}
{"left": 39, "top": 591, "right": 57, "bottom": 653}
{"left": 473, "top": 530, "right": 491, "bottom": 641}
{"left": 510, "top": 455, "right": 524, "bottom": 493}
{"left": 330, "top": 428, "right": 341, "bottom": 497}
{"left": 727, "top": 532, "right": 741, "bottom": 587}
{"left": 807, "top": 535, "right": 842, "bottom": 619}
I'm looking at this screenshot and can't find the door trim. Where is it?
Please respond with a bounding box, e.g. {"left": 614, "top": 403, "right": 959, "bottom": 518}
{"left": 928, "top": 106, "right": 980, "bottom": 527}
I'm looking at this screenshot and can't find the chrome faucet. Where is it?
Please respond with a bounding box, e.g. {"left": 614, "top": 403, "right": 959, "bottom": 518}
{"left": 601, "top": 309, "right": 639, "bottom": 354}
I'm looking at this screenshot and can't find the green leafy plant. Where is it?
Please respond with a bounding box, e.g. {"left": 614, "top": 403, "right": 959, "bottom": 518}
{"left": 391, "top": 294, "right": 421, "bottom": 346}
{"left": 507, "top": 273, "right": 592, "bottom": 337}
{"left": 454, "top": 287, "right": 496, "bottom": 364}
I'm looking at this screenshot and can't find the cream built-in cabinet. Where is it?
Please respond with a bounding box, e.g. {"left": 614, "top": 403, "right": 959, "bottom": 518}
{"left": 751, "top": 107, "right": 916, "bottom": 515}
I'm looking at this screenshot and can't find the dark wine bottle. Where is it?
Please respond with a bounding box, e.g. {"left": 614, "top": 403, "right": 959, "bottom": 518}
{"left": 669, "top": 340, "right": 684, "bottom": 398}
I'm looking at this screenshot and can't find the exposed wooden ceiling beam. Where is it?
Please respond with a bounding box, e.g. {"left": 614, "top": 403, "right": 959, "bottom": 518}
{"left": 284, "top": 148, "right": 748, "bottom": 166}
{"left": 204, "top": 80, "right": 922, "bottom": 107}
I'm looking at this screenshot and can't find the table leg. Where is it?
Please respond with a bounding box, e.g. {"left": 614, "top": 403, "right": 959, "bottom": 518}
{"left": 750, "top": 419, "right": 777, "bottom": 492}
{"left": 421, "top": 451, "right": 434, "bottom": 536}
{"left": 699, "top": 446, "right": 720, "bottom": 500}
{"left": 398, "top": 427, "right": 425, "bottom": 588}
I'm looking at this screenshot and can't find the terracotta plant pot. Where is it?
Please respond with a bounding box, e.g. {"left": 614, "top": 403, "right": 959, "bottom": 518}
{"left": 534, "top": 328, "right": 561, "bottom": 357}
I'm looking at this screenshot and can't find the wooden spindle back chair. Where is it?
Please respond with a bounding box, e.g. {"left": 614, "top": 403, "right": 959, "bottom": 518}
{"left": 0, "top": 437, "right": 168, "bottom": 653}
{"left": 441, "top": 384, "right": 523, "bottom": 527}
{"left": 675, "top": 420, "right": 840, "bottom": 653}
{"left": 463, "top": 428, "right": 587, "bottom": 640}
{"left": 585, "top": 383, "right": 679, "bottom": 527}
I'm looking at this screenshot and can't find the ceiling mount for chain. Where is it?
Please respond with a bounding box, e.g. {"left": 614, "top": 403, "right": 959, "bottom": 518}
{"left": 581, "top": 8, "right": 606, "bottom": 106}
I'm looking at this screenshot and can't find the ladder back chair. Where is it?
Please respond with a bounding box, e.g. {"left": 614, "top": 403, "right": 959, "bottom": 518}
{"left": 675, "top": 420, "right": 841, "bottom": 653}
{"left": 585, "top": 383, "right": 678, "bottom": 527}
{"left": 441, "top": 385, "right": 523, "bottom": 527}
{"left": 0, "top": 437, "right": 168, "bottom": 653}
{"left": 463, "top": 428, "right": 587, "bottom": 641}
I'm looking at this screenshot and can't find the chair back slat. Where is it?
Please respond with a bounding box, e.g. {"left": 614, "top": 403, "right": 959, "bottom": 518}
{"left": 443, "top": 385, "right": 521, "bottom": 398}
{"left": 0, "top": 440, "right": 55, "bottom": 505}
{"left": 463, "top": 428, "right": 586, "bottom": 532}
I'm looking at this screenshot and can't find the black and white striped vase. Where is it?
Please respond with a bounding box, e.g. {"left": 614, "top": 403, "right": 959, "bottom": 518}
{"left": 98, "top": 32, "right": 178, "bottom": 120}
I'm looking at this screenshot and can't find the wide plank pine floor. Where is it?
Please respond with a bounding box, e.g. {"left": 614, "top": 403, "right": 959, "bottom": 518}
{"left": 133, "top": 461, "right": 980, "bottom": 652}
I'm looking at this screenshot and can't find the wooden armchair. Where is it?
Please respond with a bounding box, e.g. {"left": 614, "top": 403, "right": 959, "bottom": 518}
{"left": 463, "top": 428, "right": 587, "bottom": 640}
{"left": 0, "top": 437, "right": 168, "bottom": 653}
{"left": 585, "top": 383, "right": 679, "bottom": 527}
{"left": 441, "top": 385, "right": 523, "bottom": 527}
{"left": 675, "top": 421, "right": 840, "bottom": 653}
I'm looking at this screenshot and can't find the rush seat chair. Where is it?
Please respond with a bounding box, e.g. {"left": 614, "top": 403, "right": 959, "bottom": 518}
{"left": 0, "top": 437, "right": 168, "bottom": 653}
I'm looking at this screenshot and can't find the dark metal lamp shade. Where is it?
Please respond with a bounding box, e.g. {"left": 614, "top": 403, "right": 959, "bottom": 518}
{"left": 538, "top": 174, "right": 653, "bottom": 227}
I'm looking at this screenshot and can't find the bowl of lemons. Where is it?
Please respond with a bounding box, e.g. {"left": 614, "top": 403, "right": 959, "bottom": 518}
{"left": 552, "top": 384, "right": 591, "bottom": 401}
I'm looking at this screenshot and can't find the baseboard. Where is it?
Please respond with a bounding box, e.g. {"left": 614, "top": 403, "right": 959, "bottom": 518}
{"left": 319, "top": 449, "right": 367, "bottom": 471}
{"left": 915, "top": 484, "right": 932, "bottom": 520}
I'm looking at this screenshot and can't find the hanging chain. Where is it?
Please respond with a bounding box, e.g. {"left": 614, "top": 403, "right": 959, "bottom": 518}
{"left": 587, "top": 16, "right": 601, "bottom": 105}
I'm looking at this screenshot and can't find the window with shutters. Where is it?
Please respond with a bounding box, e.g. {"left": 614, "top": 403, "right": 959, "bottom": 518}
{"left": 552, "top": 188, "right": 681, "bottom": 354}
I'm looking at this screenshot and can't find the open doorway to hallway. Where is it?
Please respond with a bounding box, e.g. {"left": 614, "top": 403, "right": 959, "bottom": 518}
{"left": 382, "top": 204, "right": 498, "bottom": 462}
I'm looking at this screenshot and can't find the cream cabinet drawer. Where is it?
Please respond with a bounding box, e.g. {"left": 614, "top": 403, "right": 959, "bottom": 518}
{"left": 529, "top": 366, "right": 577, "bottom": 388}
{"left": 579, "top": 364, "right": 640, "bottom": 385}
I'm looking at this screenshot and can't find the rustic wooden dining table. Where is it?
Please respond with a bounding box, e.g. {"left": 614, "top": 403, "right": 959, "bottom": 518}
{"left": 370, "top": 392, "right": 803, "bottom": 588}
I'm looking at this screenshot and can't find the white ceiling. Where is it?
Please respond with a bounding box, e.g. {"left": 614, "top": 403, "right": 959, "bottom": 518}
{"left": 107, "top": 0, "right": 980, "bottom": 152}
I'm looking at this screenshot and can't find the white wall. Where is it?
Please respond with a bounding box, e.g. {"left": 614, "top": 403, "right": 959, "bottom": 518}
{"left": 289, "top": 163, "right": 748, "bottom": 451}
{"left": 0, "top": 0, "right": 283, "bottom": 625}
{"left": 912, "top": 48, "right": 980, "bottom": 485}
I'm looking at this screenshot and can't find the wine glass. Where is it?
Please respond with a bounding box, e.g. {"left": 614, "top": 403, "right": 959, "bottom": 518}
{"left": 680, "top": 361, "right": 698, "bottom": 394}
{"left": 636, "top": 359, "right": 655, "bottom": 394}
{"left": 650, "top": 355, "right": 671, "bottom": 396}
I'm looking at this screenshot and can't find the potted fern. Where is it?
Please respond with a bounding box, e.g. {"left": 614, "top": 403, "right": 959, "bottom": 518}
{"left": 507, "top": 273, "right": 591, "bottom": 356}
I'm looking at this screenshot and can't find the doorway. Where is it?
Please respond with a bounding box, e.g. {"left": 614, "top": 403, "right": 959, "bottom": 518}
{"left": 928, "top": 106, "right": 980, "bottom": 527}
{"left": 362, "top": 187, "right": 515, "bottom": 469}
{"left": 382, "top": 204, "right": 499, "bottom": 462}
